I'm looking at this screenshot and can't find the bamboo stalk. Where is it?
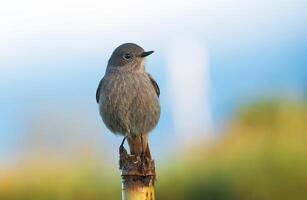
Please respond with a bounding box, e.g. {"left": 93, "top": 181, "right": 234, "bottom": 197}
{"left": 119, "top": 146, "right": 156, "bottom": 200}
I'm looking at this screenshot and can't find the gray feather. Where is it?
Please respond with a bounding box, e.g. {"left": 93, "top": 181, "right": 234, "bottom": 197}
{"left": 97, "top": 43, "right": 160, "bottom": 137}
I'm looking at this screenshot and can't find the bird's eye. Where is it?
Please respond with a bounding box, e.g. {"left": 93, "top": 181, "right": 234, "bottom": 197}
{"left": 123, "top": 53, "right": 132, "bottom": 60}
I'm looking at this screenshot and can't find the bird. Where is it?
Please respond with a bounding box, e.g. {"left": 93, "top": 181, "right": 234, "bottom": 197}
{"left": 96, "top": 43, "right": 160, "bottom": 160}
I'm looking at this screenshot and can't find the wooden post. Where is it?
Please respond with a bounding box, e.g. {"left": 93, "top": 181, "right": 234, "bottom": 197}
{"left": 119, "top": 145, "right": 156, "bottom": 200}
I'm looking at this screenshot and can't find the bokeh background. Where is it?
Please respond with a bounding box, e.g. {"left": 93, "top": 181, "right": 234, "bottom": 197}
{"left": 1, "top": 0, "right": 307, "bottom": 199}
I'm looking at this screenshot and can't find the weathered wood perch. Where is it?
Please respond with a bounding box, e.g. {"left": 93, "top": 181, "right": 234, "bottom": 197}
{"left": 119, "top": 145, "right": 156, "bottom": 200}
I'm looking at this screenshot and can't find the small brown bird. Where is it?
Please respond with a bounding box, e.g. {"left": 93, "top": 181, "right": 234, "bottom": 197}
{"left": 96, "top": 43, "right": 160, "bottom": 159}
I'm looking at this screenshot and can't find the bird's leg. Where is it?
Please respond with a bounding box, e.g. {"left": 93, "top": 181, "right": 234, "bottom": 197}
{"left": 140, "top": 134, "right": 147, "bottom": 175}
{"left": 126, "top": 134, "right": 148, "bottom": 174}
{"left": 145, "top": 143, "right": 152, "bottom": 159}
{"left": 140, "top": 134, "right": 146, "bottom": 161}
{"left": 119, "top": 136, "right": 126, "bottom": 152}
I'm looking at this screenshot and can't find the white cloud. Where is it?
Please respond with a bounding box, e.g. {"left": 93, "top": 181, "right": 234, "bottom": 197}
{"left": 0, "top": 0, "right": 305, "bottom": 70}
{"left": 0, "top": 0, "right": 206, "bottom": 39}
{"left": 167, "top": 35, "right": 213, "bottom": 144}
{"left": 0, "top": 0, "right": 211, "bottom": 70}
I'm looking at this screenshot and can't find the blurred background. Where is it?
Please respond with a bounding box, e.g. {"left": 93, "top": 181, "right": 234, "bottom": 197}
{"left": 1, "top": 0, "right": 307, "bottom": 199}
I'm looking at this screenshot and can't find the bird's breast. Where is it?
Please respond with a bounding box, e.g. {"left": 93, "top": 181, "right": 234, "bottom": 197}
{"left": 99, "top": 72, "right": 160, "bottom": 136}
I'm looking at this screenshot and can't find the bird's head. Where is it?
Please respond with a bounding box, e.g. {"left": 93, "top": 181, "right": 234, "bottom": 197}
{"left": 107, "top": 43, "right": 154, "bottom": 71}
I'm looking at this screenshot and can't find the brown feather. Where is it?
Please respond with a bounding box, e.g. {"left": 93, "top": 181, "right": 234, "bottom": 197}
{"left": 127, "top": 133, "right": 151, "bottom": 158}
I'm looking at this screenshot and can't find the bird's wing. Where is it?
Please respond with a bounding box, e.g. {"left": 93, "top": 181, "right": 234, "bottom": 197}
{"left": 96, "top": 79, "right": 102, "bottom": 103}
{"left": 147, "top": 73, "right": 160, "bottom": 97}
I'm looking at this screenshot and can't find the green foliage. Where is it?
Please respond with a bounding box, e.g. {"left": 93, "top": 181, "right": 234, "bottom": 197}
{"left": 1, "top": 99, "right": 307, "bottom": 200}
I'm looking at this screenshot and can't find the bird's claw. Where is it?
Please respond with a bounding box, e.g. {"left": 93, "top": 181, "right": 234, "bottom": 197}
{"left": 141, "top": 152, "right": 147, "bottom": 163}
{"left": 140, "top": 152, "right": 148, "bottom": 175}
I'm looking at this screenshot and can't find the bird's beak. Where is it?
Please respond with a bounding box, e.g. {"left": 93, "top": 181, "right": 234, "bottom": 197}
{"left": 140, "top": 51, "right": 154, "bottom": 57}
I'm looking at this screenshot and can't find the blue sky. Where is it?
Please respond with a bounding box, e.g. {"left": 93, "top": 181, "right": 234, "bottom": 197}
{"left": 1, "top": 0, "right": 306, "bottom": 165}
